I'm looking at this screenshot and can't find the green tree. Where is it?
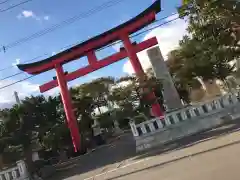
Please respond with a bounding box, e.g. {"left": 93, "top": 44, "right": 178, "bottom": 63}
{"left": 180, "top": 0, "right": 240, "bottom": 46}
{"left": 165, "top": 0, "right": 240, "bottom": 102}
{"left": 179, "top": 0, "right": 240, "bottom": 77}
{"left": 78, "top": 77, "right": 115, "bottom": 115}
{"left": 0, "top": 95, "right": 67, "bottom": 170}
{"left": 110, "top": 74, "right": 164, "bottom": 118}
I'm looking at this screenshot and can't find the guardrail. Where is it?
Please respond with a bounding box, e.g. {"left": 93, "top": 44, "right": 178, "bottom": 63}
{"left": 0, "top": 160, "right": 30, "bottom": 180}
{"left": 130, "top": 92, "right": 240, "bottom": 138}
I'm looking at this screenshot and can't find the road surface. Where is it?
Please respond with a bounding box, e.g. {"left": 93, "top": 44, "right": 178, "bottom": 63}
{"left": 50, "top": 121, "right": 240, "bottom": 180}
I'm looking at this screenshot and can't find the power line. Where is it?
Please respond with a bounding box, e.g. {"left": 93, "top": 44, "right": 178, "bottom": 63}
{"left": 0, "top": 13, "right": 178, "bottom": 73}
{"left": 0, "top": 72, "right": 23, "bottom": 81}
{"left": 0, "top": 0, "right": 34, "bottom": 13}
{"left": 0, "top": 0, "right": 14, "bottom": 5}
{"left": 0, "top": 15, "right": 180, "bottom": 90}
{"left": 0, "top": 76, "right": 34, "bottom": 90}
{"left": 98, "top": 13, "right": 179, "bottom": 50}
{"left": 0, "top": 55, "right": 47, "bottom": 72}
{"left": 132, "top": 16, "right": 179, "bottom": 38}
{"left": 0, "top": 0, "right": 126, "bottom": 52}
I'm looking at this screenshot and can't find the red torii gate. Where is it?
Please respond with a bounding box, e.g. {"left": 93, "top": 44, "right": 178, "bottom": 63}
{"left": 18, "top": 0, "right": 163, "bottom": 152}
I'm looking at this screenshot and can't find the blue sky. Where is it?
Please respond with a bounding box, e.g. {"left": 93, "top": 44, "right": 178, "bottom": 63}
{"left": 0, "top": 0, "right": 187, "bottom": 107}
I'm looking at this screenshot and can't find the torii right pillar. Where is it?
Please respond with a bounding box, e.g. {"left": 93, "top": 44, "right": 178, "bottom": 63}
{"left": 147, "top": 46, "right": 183, "bottom": 110}
{"left": 121, "top": 35, "right": 164, "bottom": 117}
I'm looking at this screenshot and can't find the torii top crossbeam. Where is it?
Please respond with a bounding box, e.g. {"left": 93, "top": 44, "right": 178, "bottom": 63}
{"left": 18, "top": 0, "right": 160, "bottom": 90}
{"left": 17, "top": 0, "right": 162, "bottom": 152}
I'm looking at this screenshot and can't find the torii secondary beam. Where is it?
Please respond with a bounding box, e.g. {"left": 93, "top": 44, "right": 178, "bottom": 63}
{"left": 39, "top": 37, "right": 158, "bottom": 92}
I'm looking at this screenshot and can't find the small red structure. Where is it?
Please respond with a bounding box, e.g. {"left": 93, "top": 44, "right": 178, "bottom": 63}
{"left": 18, "top": 0, "right": 163, "bottom": 152}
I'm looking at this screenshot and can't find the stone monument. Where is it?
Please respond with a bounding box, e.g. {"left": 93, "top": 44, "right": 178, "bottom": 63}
{"left": 147, "top": 46, "right": 183, "bottom": 110}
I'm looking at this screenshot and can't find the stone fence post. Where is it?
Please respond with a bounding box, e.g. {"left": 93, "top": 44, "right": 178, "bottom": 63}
{"left": 129, "top": 121, "right": 139, "bottom": 137}
{"left": 17, "top": 160, "right": 30, "bottom": 180}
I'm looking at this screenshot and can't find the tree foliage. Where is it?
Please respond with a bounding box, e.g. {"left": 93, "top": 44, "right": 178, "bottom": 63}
{"left": 0, "top": 72, "right": 164, "bottom": 162}
{"left": 167, "top": 0, "right": 240, "bottom": 97}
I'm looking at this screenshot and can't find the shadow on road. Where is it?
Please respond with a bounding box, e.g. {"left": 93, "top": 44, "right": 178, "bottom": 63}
{"left": 48, "top": 119, "right": 240, "bottom": 180}
{"left": 47, "top": 133, "right": 136, "bottom": 180}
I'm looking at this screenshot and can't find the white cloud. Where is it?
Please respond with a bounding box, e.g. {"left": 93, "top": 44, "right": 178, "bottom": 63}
{"left": 12, "top": 58, "right": 20, "bottom": 67}
{"left": 22, "top": 10, "right": 34, "bottom": 18}
{"left": 17, "top": 10, "right": 35, "bottom": 19}
{"left": 44, "top": 87, "right": 59, "bottom": 97}
{"left": 16, "top": 58, "right": 20, "bottom": 64}
{"left": 17, "top": 10, "right": 50, "bottom": 21}
{"left": 112, "top": 42, "right": 122, "bottom": 52}
{"left": 0, "top": 79, "right": 39, "bottom": 108}
{"left": 123, "top": 18, "right": 188, "bottom": 74}
{"left": 164, "top": 13, "right": 179, "bottom": 21}
{"left": 43, "top": 16, "right": 49, "bottom": 20}
{"left": 111, "top": 39, "right": 124, "bottom": 52}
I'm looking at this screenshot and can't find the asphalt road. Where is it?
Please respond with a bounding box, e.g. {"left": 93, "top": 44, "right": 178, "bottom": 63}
{"left": 50, "top": 120, "right": 240, "bottom": 180}
{"left": 99, "top": 136, "right": 240, "bottom": 180}
{"left": 49, "top": 132, "right": 136, "bottom": 180}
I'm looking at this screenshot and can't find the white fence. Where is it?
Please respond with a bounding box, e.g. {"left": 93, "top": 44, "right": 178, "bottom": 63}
{"left": 0, "top": 160, "right": 30, "bottom": 180}
{"left": 130, "top": 92, "right": 240, "bottom": 138}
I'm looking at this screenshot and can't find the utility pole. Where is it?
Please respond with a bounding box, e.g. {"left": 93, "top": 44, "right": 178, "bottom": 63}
{"left": 14, "top": 91, "right": 21, "bottom": 105}
{"left": 13, "top": 92, "right": 40, "bottom": 166}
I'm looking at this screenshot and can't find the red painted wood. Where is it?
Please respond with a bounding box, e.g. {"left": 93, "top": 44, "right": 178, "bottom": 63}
{"left": 87, "top": 51, "right": 98, "bottom": 65}
{"left": 24, "top": 12, "right": 156, "bottom": 75}
{"left": 40, "top": 37, "right": 158, "bottom": 93}
{"left": 149, "top": 93, "right": 164, "bottom": 117}
{"left": 121, "top": 35, "right": 145, "bottom": 76}
{"left": 121, "top": 34, "right": 163, "bottom": 117}
{"left": 122, "top": 12, "right": 155, "bottom": 34}
{"left": 55, "top": 65, "right": 81, "bottom": 152}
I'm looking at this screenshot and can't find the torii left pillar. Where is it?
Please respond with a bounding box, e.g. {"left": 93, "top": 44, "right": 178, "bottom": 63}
{"left": 55, "top": 64, "right": 80, "bottom": 152}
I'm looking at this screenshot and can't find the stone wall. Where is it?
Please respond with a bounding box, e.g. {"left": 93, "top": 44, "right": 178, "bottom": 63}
{"left": 0, "top": 160, "right": 30, "bottom": 180}
{"left": 190, "top": 79, "right": 225, "bottom": 103}
{"left": 130, "top": 93, "right": 240, "bottom": 152}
